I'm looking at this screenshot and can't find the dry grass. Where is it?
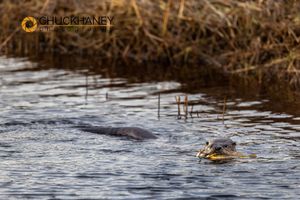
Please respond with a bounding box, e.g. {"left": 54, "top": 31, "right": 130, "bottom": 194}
{"left": 1, "top": 0, "right": 300, "bottom": 89}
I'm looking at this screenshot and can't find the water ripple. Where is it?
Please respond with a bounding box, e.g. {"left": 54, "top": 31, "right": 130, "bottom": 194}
{"left": 0, "top": 57, "right": 299, "bottom": 199}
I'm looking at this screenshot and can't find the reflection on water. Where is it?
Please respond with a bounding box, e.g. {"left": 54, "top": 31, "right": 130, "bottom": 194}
{"left": 0, "top": 56, "right": 300, "bottom": 199}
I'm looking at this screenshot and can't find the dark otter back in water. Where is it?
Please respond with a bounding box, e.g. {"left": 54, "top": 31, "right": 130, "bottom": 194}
{"left": 79, "top": 126, "right": 157, "bottom": 140}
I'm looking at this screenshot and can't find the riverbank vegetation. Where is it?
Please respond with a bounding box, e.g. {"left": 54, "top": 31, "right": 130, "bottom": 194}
{"left": 1, "top": 0, "right": 300, "bottom": 91}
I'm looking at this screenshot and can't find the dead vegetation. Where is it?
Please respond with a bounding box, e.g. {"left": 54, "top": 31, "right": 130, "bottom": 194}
{"left": 1, "top": 0, "right": 300, "bottom": 89}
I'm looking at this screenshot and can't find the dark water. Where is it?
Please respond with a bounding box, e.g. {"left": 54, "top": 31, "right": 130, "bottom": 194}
{"left": 0, "top": 56, "right": 300, "bottom": 199}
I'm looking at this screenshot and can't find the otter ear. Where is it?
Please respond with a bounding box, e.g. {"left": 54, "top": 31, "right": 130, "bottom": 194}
{"left": 232, "top": 142, "right": 236, "bottom": 146}
{"left": 206, "top": 141, "right": 209, "bottom": 145}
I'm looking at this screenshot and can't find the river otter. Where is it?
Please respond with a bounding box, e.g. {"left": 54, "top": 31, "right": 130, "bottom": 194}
{"left": 196, "top": 138, "right": 243, "bottom": 160}
{"left": 79, "top": 126, "right": 254, "bottom": 160}
{"left": 79, "top": 126, "right": 157, "bottom": 140}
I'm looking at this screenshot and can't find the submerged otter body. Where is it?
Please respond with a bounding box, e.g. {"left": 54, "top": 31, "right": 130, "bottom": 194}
{"left": 80, "top": 126, "right": 157, "bottom": 140}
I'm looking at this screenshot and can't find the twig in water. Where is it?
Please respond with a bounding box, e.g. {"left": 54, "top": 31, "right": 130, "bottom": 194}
{"left": 85, "top": 74, "right": 88, "bottom": 104}
{"left": 158, "top": 93, "right": 160, "bottom": 118}
{"left": 222, "top": 96, "right": 227, "bottom": 124}
{"left": 175, "top": 96, "right": 181, "bottom": 119}
{"left": 184, "top": 95, "right": 188, "bottom": 119}
{"left": 190, "top": 104, "right": 194, "bottom": 118}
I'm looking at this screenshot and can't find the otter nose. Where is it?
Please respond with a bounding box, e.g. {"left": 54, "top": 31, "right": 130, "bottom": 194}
{"left": 215, "top": 146, "right": 222, "bottom": 151}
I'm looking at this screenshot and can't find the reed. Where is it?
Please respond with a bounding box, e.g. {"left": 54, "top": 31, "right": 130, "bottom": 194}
{"left": 184, "top": 95, "right": 188, "bottom": 119}
{"left": 1, "top": 0, "right": 300, "bottom": 90}
{"left": 158, "top": 93, "right": 160, "bottom": 118}
{"left": 222, "top": 96, "right": 227, "bottom": 124}
{"left": 175, "top": 96, "right": 181, "bottom": 119}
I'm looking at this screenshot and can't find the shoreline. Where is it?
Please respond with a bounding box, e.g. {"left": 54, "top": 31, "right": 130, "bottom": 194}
{"left": 1, "top": 0, "right": 300, "bottom": 91}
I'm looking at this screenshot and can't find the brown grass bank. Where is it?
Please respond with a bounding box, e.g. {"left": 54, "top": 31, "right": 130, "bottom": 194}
{"left": 1, "top": 0, "right": 300, "bottom": 90}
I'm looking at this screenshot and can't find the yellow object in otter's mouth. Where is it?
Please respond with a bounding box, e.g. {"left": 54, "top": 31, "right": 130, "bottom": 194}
{"left": 205, "top": 154, "right": 235, "bottom": 161}
{"left": 201, "top": 153, "right": 257, "bottom": 161}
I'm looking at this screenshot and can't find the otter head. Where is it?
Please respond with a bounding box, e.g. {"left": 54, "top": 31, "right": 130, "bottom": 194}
{"left": 196, "top": 138, "right": 237, "bottom": 158}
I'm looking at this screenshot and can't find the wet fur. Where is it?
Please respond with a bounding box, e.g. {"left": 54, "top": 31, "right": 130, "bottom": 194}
{"left": 197, "top": 138, "right": 241, "bottom": 158}
{"left": 79, "top": 126, "right": 157, "bottom": 140}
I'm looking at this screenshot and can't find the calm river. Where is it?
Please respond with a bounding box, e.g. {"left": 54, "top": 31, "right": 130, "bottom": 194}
{"left": 0, "top": 56, "right": 299, "bottom": 199}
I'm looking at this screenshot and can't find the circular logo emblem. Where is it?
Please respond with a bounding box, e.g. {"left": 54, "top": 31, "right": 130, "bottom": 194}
{"left": 21, "top": 16, "right": 38, "bottom": 32}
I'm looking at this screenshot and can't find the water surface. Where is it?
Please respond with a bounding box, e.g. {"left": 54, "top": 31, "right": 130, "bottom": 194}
{"left": 0, "top": 56, "right": 300, "bottom": 199}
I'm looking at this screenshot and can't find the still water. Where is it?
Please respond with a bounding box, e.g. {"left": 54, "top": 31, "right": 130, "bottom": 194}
{"left": 0, "top": 56, "right": 300, "bottom": 199}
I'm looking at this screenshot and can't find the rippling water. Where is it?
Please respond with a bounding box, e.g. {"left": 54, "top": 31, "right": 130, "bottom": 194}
{"left": 0, "top": 56, "right": 300, "bottom": 199}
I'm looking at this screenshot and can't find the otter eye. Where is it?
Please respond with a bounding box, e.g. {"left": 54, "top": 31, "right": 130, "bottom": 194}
{"left": 206, "top": 141, "right": 209, "bottom": 145}
{"left": 232, "top": 142, "right": 236, "bottom": 146}
{"left": 224, "top": 145, "right": 228, "bottom": 148}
